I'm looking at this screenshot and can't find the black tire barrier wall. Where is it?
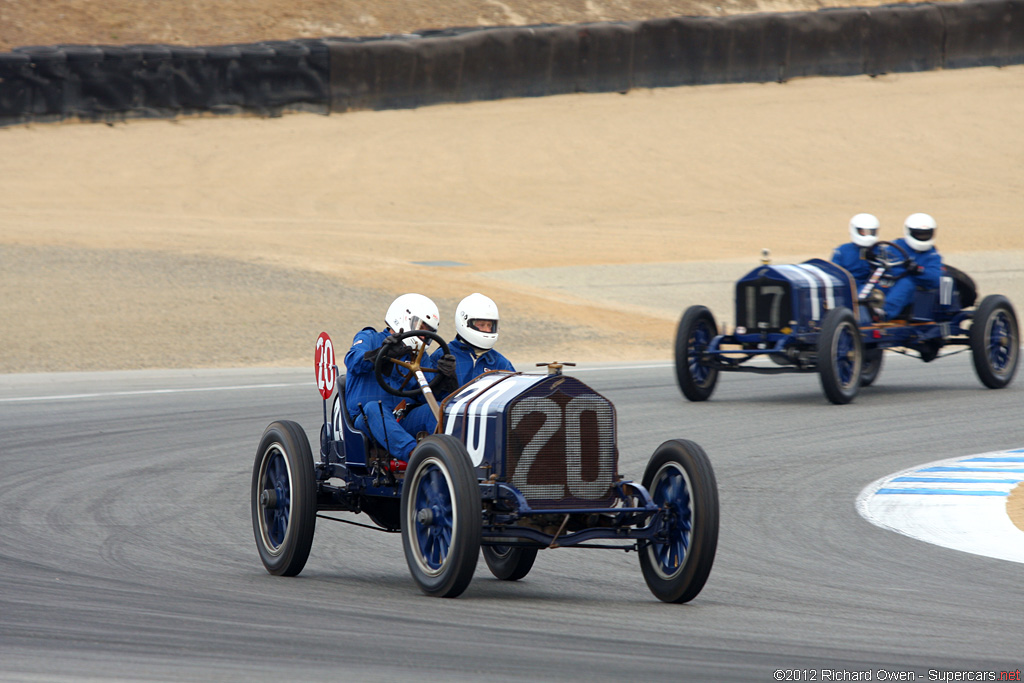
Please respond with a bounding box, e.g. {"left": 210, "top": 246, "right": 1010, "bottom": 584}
{"left": 329, "top": 0, "right": 1024, "bottom": 112}
{"left": 0, "top": 40, "right": 330, "bottom": 126}
{"left": 0, "top": 0, "right": 1021, "bottom": 126}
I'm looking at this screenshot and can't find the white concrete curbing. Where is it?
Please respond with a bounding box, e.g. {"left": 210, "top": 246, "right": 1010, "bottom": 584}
{"left": 857, "top": 448, "right": 1024, "bottom": 564}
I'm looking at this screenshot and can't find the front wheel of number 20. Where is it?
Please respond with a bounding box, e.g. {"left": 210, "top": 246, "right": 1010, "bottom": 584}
{"left": 639, "top": 439, "right": 719, "bottom": 603}
{"left": 251, "top": 420, "right": 317, "bottom": 576}
{"left": 401, "top": 435, "right": 481, "bottom": 598}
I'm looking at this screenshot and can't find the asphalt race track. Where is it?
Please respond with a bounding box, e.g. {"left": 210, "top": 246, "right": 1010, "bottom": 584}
{"left": 2, "top": 357, "right": 1022, "bottom": 681}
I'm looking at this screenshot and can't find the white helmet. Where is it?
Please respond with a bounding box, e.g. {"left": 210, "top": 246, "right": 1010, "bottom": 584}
{"left": 385, "top": 293, "right": 439, "bottom": 350}
{"left": 903, "top": 213, "right": 937, "bottom": 251}
{"left": 455, "top": 293, "right": 500, "bottom": 351}
{"left": 849, "top": 213, "right": 880, "bottom": 248}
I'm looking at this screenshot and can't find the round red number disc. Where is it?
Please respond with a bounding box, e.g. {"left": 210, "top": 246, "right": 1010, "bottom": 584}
{"left": 314, "top": 332, "right": 336, "bottom": 400}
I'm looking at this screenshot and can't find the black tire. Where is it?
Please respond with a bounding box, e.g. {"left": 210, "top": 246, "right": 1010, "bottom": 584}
{"left": 674, "top": 305, "right": 719, "bottom": 402}
{"left": 401, "top": 435, "right": 481, "bottom": 597}
{"left": 638, "top": 439, "right": 719, "bottom": 604}
{"left": 251, "top": 420, "right": 317, "bottom": 576}
{"left": 860, "top": 348, "right": 884, "bottom": 387}
{"left": 970, "top": 294, "right": 1020, "bottom": 389}
{"left": 817, "top": 307, "right": 862, "bottom": 404}
{"left": 482, "top": 544, "right": 538, "bottom": 581}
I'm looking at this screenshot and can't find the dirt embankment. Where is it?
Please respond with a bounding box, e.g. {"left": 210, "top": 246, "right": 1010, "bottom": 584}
{"left": 0, "top": 0, "right": 952, "bottom": 52}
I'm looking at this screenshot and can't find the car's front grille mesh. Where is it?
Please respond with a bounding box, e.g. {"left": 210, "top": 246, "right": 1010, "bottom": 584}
{"left": 505, "top": 377, "right": 617, "bottom": 509}
{"left": 736, "top": 279, "right": 792, "bottom": 330}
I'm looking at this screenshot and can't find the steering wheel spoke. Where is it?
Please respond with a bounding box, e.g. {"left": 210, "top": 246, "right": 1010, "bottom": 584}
{"left": 397, "top": 370, "right": 417, "bottom": 391}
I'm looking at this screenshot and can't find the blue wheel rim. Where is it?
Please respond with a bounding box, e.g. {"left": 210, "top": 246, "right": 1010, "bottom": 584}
{"left": 412, "top": 461, "right": 455, "bottom": 575}
{"left": 689, "top": 320, "right": 713, "bottom": 385}
{"left": 989, "top": 311, "right": 1012, "bottom": 372}
{"left": 260, "top": 447, "right": 291, "bottom": 552}
{"left": 650, "top": 465, "right": 693, "bottom": 578}
{"left": 835, "top": 323, "right": 856, "bottom": 386}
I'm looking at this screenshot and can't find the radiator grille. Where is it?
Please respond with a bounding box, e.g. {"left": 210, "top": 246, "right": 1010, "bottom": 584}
{"left": 736, "top": 279, "right": 792, "bottom": 330}
{"left": 505, "top": 377, "right": 617, "bottom": 509}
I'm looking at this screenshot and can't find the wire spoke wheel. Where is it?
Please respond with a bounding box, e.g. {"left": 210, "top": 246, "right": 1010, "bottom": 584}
{"left": 251, "top": 420, "right": 316, "bottom": 576}
{"left": 638, "top": 439, "right": 719, "bottom": 603}
{"left": 971, "top": 295, "right": 1020, "bottom": 389}
{"left": 675, "top": 305, "right": 720, "bottom": 401}
{"left": 649, "top": 469, "right": 693, "bottom": 577}
{"left": 818, "top": 307, "right": 862, "bottom": 404}
{"left": 401, "top": 435, "right": 481, "bottom": 597}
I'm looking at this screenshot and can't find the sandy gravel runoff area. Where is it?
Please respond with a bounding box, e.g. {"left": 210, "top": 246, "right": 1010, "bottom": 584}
{"left": 2, "top": 64, "right": 1022, "bottom": 373}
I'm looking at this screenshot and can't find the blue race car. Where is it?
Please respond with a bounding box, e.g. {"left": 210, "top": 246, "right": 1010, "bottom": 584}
{"left": 252, "top": 329, "right": 719, "bottom": 602}
{"left": 674, "top": 242, "right": 1019, "bottom": 404}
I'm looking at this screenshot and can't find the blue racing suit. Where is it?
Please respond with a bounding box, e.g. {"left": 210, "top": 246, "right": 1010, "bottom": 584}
{"left": 431, "top": 337, "right": 516, "bottom": 395}
{"left": 421, "top": 337, "right": 516, "bottom": 432}
{"left": 880, "top": 238, "right": 943, "bottom": 320}
{"left": 343, "top": 327, "right": 438, "bottom": 461}
{"left": 831, "top": 242, "right": 875, "bottom": 288}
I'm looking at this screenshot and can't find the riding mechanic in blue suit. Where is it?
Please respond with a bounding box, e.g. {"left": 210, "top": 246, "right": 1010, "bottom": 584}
{"left": 431, "top": 293, "right": 516, "bottom": 400}
{"left": 411, "top": 293, "right": 519, "bottom": 434}
{"left": 880, "top": 213, "right": 944, "bottom": 321}
{"left": 343, "top": 293, "right": 457, "bottom": 462}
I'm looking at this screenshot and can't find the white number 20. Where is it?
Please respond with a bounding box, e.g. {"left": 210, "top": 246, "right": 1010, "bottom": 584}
{"left": 508, "top": 395, "right": 615, "bottom": 501}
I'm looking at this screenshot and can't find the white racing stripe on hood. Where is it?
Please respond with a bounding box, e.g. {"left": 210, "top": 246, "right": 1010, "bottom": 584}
{"left": 774, "top": 264, "right": 820, "bottom": 320}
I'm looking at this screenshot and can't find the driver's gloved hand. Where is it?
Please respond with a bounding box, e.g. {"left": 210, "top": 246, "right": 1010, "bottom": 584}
{"left": 362, "top": 345, "right": 395, "bottom": 375}
{"left": 907, "top": 262, "right": 924, "bottom": 276}
{"left": 381, "top": 335, "right": 409, "bottom": 360}
{"left": 436, "top": 354, "right": 457, "bottom": 378}
{"left": 362, "top": 336, "right": 407, "bottom": 374}
{"left": 436, "top": 354, "right": 459, "bottom": 394}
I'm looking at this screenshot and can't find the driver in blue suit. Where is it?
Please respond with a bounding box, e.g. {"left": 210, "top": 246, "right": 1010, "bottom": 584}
{"left": 343, "top": 293, "right": 456, "bottom": 462}
{"left": 879, "top": 213, "right": 943, "bottom": 320}
{"left": 831, "top": 213, "right": 880, "bottom": 288}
